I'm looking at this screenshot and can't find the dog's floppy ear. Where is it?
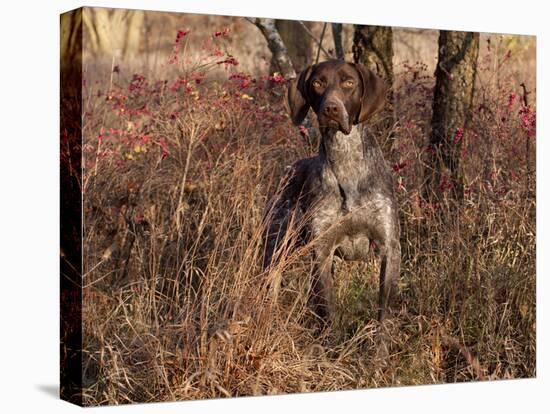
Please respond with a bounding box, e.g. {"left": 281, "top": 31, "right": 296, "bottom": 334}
{"left": 286, "top": 65, "right": 313, "bottom": 125}
{"left": 353, "top": 63, "right": 388, "bottom": 124}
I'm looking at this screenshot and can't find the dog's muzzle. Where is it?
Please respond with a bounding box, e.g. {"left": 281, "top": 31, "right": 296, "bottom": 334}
{"left": 318, "top": 99, "right": 351, "bottom": 134}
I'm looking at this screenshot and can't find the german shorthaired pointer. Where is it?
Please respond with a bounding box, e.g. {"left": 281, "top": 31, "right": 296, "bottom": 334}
{"left": 264, "top": 60, "right": 401, "bottom": 326}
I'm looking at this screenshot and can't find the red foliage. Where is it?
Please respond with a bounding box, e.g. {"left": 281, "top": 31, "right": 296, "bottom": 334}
{"left": 83, "top": 30, "right": 535, "bottom": 210}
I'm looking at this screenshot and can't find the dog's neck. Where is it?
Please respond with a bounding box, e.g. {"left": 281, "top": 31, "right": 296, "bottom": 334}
{"left": 320, "top": 124, "right": 360, "bottom": 163}
{"left": 318, "top": 124, "right": 383, "bottom": 207}
{"left": 319, "top": 123, "right": 380, "bottom": 168}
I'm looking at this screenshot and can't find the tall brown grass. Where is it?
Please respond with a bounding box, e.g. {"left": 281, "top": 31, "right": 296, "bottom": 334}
{"left": 80, "top": 25, "right": 535, "bottom": 405}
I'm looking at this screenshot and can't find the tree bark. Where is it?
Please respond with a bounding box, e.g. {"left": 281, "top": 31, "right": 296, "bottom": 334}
{"left": 353, "top": 25, "right": 394, "bottom": 84}
{"left": 275, "top": 20, "right": 312, "bottom": 73}
{"left": 353, "top": 25, "right": 394, "bottom": 156}
{"left": 251, "top": 18, "right": 296, "bottom": 80}
{"left": 427, "top": 30, "right": 479, "bottom": 201}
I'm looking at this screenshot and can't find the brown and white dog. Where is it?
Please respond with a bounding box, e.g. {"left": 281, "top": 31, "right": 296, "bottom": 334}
{"left": 264, "top": 60, "right": 401, "bottom": 326}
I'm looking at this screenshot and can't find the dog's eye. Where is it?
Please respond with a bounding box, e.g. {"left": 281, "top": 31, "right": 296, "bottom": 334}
{"left": 343, "top": 80, "right": 355, "bottom": 88}
{"left": 312, "top": 79, "right": 322, "bottom": 88}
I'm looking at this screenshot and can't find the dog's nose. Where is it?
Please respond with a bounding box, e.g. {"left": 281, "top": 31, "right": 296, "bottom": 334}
{"left": 323, "top": 103, "right": 339, "bottom": 117}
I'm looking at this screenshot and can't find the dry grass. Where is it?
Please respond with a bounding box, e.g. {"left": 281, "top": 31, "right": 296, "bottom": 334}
{"left": 79, "top": 16, "right": 535, "bottom": 406}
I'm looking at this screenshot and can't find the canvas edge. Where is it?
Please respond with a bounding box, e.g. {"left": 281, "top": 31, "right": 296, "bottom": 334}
{"left": 60, "top": 6, "right": 84, "bottom": 407}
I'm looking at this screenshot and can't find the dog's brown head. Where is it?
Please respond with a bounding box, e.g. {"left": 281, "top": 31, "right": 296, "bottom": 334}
{"left": 287, "top": 60, "right": 387, "bottom": 135}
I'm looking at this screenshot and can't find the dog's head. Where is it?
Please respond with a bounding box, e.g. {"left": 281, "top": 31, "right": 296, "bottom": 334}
{"left": 287, "top": 60, "right": 387, "bottom": 134}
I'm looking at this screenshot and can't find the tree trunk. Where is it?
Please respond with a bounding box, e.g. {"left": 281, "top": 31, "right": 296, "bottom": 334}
{"left": 427, "top": 30, "right": 479, "bottom": 201}
{"left": 82, "top": 7, "right": 144, "bottom": 60}
{"left": 251, "top": 18, "right": 296, "bottom": 80}
{"left": 353, "top": 25, "right": 394, "bottom": 156}
{"left": 274, "top": 20, "right": 312, "bottom": 73}
{"left": 332, "top": 23, "right": 345, "bottom": 60}
{"left": 353, "top": 25, "right": 394, "bottom": 83}
{"left": 251, "top": 18, "right": 319, "bottom": 149}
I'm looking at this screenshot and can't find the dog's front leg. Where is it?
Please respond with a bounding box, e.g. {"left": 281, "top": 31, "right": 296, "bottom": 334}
{"left": 310, "top": 246, "right": 335, "bottom": 324}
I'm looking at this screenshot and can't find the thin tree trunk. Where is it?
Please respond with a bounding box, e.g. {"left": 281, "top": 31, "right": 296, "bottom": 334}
{"left": 332, "top": 23, "right": 345, "bottom": 60}
{"left": 427, "top": 30, "right": 480, "bottom": 202}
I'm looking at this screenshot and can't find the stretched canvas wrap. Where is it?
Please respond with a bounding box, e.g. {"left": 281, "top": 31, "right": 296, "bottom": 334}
{"left": 60, "top": 6, "right": 536, "bottom": 406}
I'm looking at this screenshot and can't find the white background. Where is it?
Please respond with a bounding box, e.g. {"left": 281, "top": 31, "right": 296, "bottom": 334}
{"left": 0, "top": 0, "right": 546, "bottom": 412}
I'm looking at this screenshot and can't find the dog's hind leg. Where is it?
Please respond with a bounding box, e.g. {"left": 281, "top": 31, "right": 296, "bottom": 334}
{"left": 377, "top": 239, "right": 401, "bottom": 323}
{"left": 374, "top": 238, "right": 401, "bottom": 362}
